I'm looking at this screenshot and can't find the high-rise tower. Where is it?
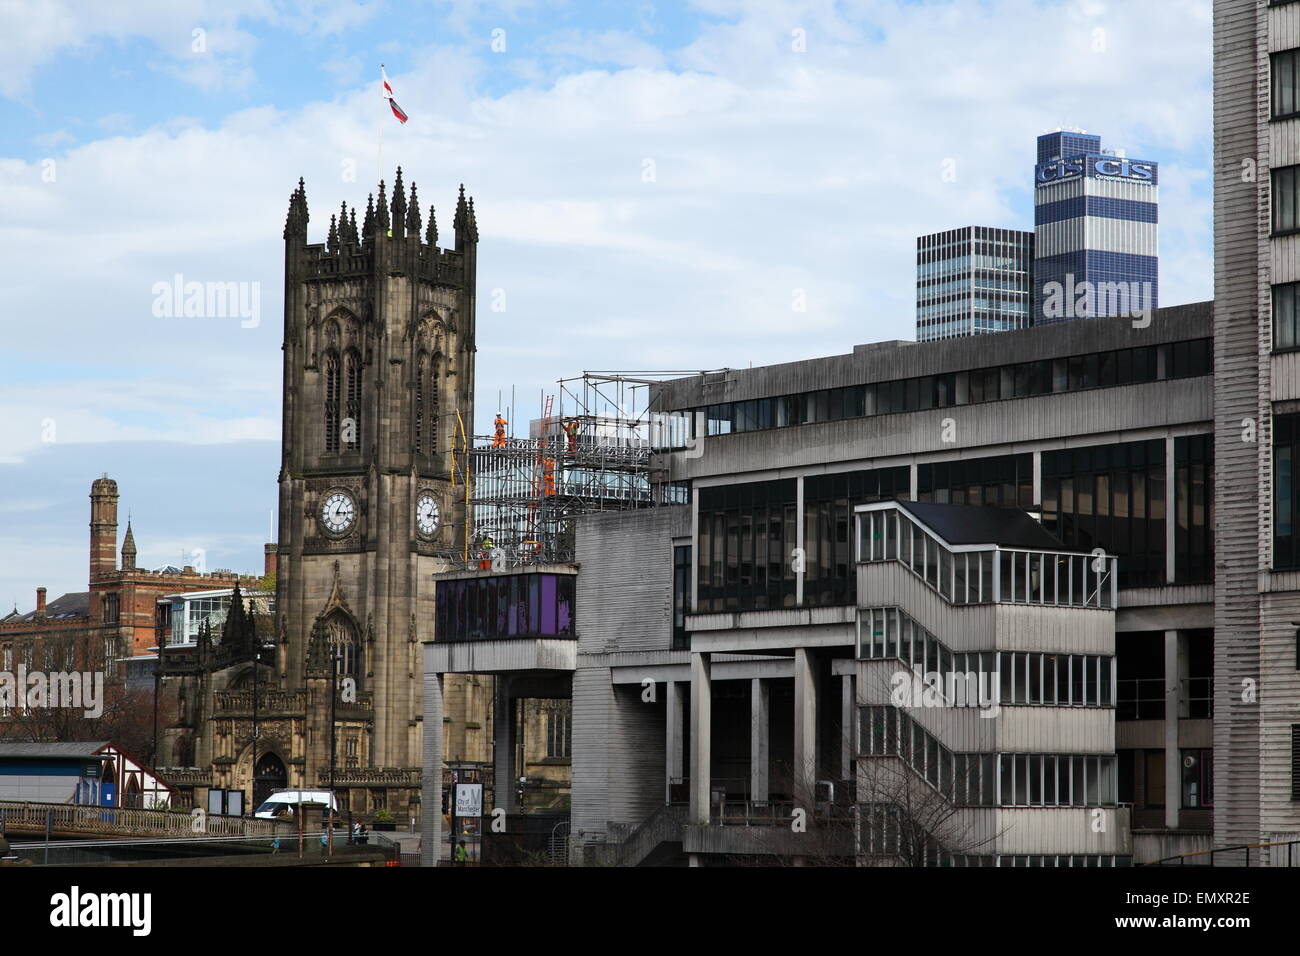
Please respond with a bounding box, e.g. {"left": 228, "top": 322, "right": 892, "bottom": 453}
{"left": 1033, "top": 130, "right": 1159, "bottom": 325}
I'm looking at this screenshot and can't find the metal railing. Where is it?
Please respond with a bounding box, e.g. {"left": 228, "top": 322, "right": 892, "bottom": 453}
{"left": 856, "top": 503, "right": 1116, "bottom": 609}
{"left": 0, "top": 800, "right": 295, "bottom": 839}
{"left": 1116, "top": 678, "right": 1166, "bottom": 721}
{"left": 1140, "top": 839, "right": 1300, "bottom": 867}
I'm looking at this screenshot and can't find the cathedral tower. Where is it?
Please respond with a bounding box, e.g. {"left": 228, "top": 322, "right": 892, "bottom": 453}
{"left": 276, "top": 171, "right": 477, "bottom": 777}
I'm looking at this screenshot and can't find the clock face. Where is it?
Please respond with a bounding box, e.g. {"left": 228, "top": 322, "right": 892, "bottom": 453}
{"left": 320, "top": 491, "right": 357, "bottom": 536}
{"left": 416, "top": 492, "right": 441, "bottom": 538}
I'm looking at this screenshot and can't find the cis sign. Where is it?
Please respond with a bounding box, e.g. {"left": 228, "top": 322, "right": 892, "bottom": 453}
{"left": 1035, "top": 156, "right": 1156, "bottom": 186}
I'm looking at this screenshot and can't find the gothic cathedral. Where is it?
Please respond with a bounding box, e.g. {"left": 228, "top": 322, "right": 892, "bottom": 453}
{"left": 158, "top": 171, "right": 481, "bottom": 819}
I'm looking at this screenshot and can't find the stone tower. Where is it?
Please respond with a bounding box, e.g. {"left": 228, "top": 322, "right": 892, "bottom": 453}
{"left": 275, "top": 170, "right": 477, "bottom": 779}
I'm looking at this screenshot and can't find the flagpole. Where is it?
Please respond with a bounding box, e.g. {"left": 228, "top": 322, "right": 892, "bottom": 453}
{"left": 377, "top": 64, "right": 385, "bottom": 187}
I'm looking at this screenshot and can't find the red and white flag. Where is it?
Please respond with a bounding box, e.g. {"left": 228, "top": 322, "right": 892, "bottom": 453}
{"left": 381, "top": 65, "right": 408, "bottom": 124}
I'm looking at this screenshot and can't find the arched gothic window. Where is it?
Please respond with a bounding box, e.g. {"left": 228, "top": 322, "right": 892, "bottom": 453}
{"left": 324, "top": 351, "right": 341, "bottom": 452}
{"left": 344, "top": 349, "right": 362, "bottom": 451}
{"left": 325, "top": 612, "right": 361, "bottom": 683}
{"left": 414, "top": 352, "right": 427, "bottom": 454}
{"left": 429, "top": 352, "right": 441, "bottom": 454}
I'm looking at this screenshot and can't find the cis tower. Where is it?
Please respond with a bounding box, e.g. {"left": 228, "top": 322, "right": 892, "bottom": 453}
{"left": 1032, "top": 130, "right": 1159, "bottom": 325}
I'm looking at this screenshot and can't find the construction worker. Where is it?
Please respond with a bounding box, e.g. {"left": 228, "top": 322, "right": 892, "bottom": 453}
{"left": 562, "top": 417, "right": 580, "bottom": 454}
{"left": 479, "top": 534, "right": 494, "bottom": 570}
{"left": 542, "top": 457, "right": 557, "bottom": 497}
{"left": 493, "top": 413, "right": 507, "bottom": 448}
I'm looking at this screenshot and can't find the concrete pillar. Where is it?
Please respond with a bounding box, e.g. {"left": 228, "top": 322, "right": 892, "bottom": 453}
{"left": 750, "top": 678, "right": 770, "bottom": 803}
{"left": 689, "top": 652, "right": 712, "bottom": 824}
{"left": 666, "top": 680, "right": 684, "bottom": 803}
{"left": 494, "top": 677, "right": 516, "bottom": 814}
{"left": 1164, "top": 630, "right": 1186, "bottom": 828}
{"left": 841, "top": 673, "right": 855, "bottom": 780}
{"left": 794, "top": 648, "right": 819, "bottom": 805}
{"left": 420, "top": 673, "right": 443, "bottom": 868}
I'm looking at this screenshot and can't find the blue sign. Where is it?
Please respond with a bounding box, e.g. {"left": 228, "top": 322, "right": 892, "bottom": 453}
{"left": 1036, "top": 154, "right": 1157, "bottom": 187}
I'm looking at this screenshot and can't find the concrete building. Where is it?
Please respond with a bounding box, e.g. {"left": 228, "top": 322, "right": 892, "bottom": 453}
{"left": 1212, "top": 0, "right": 1300, "bottom": 856}
{"left": 916, "top": 226, "right": 1033, "bottom": 342}
{"left": 424, "top": 303, "right": 1222, "bottom": 865}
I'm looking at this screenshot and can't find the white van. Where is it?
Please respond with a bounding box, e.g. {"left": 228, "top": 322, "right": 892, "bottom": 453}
{"left": 253, "top": 789, "right": 340, "bottom": 820}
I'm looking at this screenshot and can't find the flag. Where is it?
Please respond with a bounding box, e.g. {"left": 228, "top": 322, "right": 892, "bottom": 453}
{"left": 381, "top": 65, "right": 408, "bottom": 124}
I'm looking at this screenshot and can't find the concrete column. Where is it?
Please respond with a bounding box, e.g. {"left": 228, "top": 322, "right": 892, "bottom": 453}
{"left": 794, "top": 648, "right": 819, "bottom": 805}
{"left": 1032, "top": 451, "right": 1042, "bottom": 509}
{"left": 494, "top": 676, "right": 516, "bottom": 814}
{"left": 841, "top": 673, "right": 855, "bottom": 780}
{"left": 420, "top": 673, "right": 443, "bottom": 868}
{"left": 750, "top": 678, "right": 770, "bottom": 803}
{"left": 666, "top": 680, "right": 684, "bottom": 803}
{"left": 1164, "top": 630, "right": 1186, "bottom": 828}
{"left": 689, "top": 652, "right": 712, "bottom": 824}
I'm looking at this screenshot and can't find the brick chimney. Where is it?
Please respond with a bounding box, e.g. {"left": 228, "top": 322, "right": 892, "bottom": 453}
{"left": 264, "top": 543, "right": 278, "bottom": 579}
{"left": 89, "top": 474, "right": 120, "bottom": 579}
{"left": 35, "top": 587, "right": 46, "bottom": 618}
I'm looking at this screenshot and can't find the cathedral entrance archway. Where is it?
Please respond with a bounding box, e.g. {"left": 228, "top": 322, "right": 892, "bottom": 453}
{"left": 253, "top": 752, "right": 288, "bottom": 809}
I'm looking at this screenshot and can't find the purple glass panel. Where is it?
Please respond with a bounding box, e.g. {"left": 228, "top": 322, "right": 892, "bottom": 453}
{"left": 540, "top": 575, "right": 558, "bottom": 634}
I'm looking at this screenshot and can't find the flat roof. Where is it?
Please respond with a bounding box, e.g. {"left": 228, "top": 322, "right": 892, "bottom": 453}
{"left": 895, "top": 500, "right": 1069, "bottom": 551}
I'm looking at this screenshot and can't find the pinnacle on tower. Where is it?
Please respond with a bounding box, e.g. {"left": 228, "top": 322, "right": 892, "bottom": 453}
{"left": 327, "top": 213, "right": 339, "bottom": 254}
{"left": 121, "top": 518, "right": 137, "bottom": 571}
{"left": 283, "top": 177, "right": 308, "bottom": 240}
{"left": 454, "top": 183, "right": 473, "bottom": 249}
{"left": 407, "top": 182, "right": 422, "bottom": 237}
{"left": 426, "top": 204, "right": 438, "bottom": 247}
{"left": 363, "top": 193, "right": 375, "bottom": 237}
{"left": 376, "top": 180, "right": 391, "bottom": 231}
{"left": 391, "top": 167, "right": 407, "bottom": 240}
{"left": 349, "top": 205, "right": 359, "bottom": 244}
{"left": 339, "top": 201, "right": 353, "bottom": 244}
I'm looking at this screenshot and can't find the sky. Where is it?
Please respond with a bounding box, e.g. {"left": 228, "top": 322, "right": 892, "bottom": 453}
{"left": 0, "top": 0, "right": 1213, "bottom": 610}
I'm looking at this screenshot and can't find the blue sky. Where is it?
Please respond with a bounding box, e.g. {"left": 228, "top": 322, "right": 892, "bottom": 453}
{"left": 0, "top": 0, "right": 1212, "bottom": 610}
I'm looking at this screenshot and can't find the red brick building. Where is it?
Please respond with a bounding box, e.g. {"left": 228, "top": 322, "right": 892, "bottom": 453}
{"left": 0, "top": 475, "right": 272, "bottom": 675}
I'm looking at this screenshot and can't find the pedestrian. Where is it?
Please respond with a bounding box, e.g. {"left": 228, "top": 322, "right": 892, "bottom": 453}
{"left": 452, "top": 839, "right": 467, "bottom": 866}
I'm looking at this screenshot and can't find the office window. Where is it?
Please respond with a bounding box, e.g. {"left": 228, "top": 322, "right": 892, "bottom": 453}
{"left": 1042, "top": 440, "right": 1166, "bottom": 588}
{"left": 917, "top": 453, "right": 1033, "bottom": 509}
{"left": 672, "top": 545, "right": 691, "bottom": 649}
{"left": 1275, "top": 166, "right": 1300, "bottom": 234}
{"left": 697, "top": 479, "right": 797, "bottom": 613}
{"left": 1277, "top": 283, "right": 1300, "bottom": 351}
{"left": 1274, "top": 48, "right": 1300, "bottom": 119}
{"left": 803, "top": 468, "right": 909, "bottom": 608}
{"left": 1277, "top": 414, "right": 1300, "bottom": 569}
{"left": 1294, "top": 726, "right": 1300, "bottom": 801}
{"left": 1174, "top": 435, "right": 1214, "bottom": 584}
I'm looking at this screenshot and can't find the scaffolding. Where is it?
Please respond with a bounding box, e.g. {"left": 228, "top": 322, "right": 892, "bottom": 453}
{"left": 448, "top": 371, "right": 700, "bottom": 570}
